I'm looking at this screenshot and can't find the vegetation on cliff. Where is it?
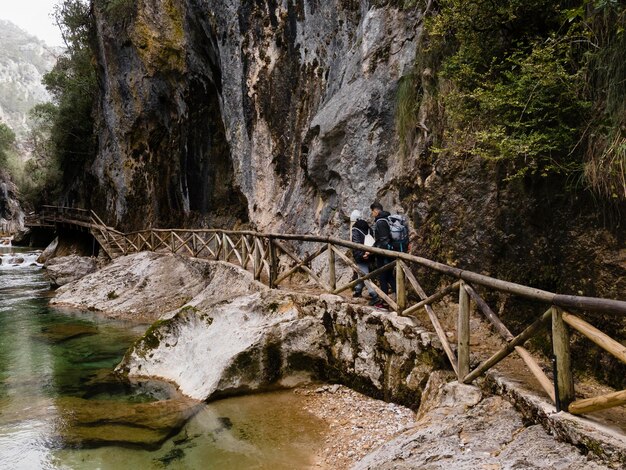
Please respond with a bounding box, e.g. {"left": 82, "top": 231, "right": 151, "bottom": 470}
{"left": 14, "top": 0, "right": 98, "bottom": 208}
{"left": 400, "top": 0, "right": 625, "bottom": 201}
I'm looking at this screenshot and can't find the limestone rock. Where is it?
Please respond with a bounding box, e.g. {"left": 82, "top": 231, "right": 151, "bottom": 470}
{"left": 352, "top": 374, "right": 609, "bottom": 470}
{"left": 107, "top": 253, "right": 442, "bottom": 406}
{"left": 45, "top": 255, "right": 98, "bottom": 287}
{"left": 37, "top": 237, "right": 58, "bottom": 264}
{"left": 51, "top": 252, "right": 213, "bottom": 321}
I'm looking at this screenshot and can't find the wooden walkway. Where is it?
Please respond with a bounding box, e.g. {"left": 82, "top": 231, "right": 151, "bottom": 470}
{"left": 29, "top": 205, "right": 626, "bottom": 417}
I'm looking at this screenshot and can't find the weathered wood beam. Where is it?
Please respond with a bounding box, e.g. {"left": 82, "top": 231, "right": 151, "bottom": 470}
{"left": 569, "top": 389, "right": 626, "bottom": 415}
{"left": 464, "top": 284, "right": 555, "bottom": 403}
{"left": 463, "top": 308, "right": 552, "bottom": 384}
{"left": 562, "top": 311, "right": 626, "bottom": 364}
{"left": 400, "top": 264, "right": 458, "bottom": 375}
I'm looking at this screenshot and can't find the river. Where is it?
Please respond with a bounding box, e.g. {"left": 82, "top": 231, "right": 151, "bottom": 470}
{"left": 0, "top": 244, "right": 327, "bottom": 469}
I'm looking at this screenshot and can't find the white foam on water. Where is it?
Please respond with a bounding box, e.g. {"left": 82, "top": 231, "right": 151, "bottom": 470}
{"left": 0, "top": 250, "right": 42, "bottom": 271}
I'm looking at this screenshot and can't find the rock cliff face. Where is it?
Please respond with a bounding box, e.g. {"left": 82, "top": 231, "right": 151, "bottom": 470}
{"left": 0, "top": 171, "right": 24, "bottom": 234}
{"left": 88, "top": 0, "right": 419, "bottom": 231}
{"left": 0, "top": 20, "right": 57, "bottom": 140}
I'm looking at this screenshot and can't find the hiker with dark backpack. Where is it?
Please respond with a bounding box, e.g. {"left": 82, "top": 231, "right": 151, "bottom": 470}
{"left": 350, "top": 210, "right": 379, "bottom": 304}
{"left": 370, "top": 202, "right": 397, "bottom": 297}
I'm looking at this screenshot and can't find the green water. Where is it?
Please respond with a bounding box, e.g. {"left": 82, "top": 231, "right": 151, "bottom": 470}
{"left": 0, "top": 246, "right": 327, "bottom": 469}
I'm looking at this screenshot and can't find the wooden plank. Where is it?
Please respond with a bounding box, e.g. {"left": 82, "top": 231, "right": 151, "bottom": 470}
{"left": 366, "top": 278, "right": 398, "bottom": 312}
{"left": 563, "top": 312, "right": 626, "bottom": 364}
{"left": 152, "top": 231, "right": 168, "bottom": 251}
{"left": 458, "top": 281, "right": 471, "bottom": 380}
{"left": 254, "top": 238, "right": 264, "bottom": 280}
{"left": 224, "top": 234, "right": 243, "bottom": 264}
{"left": 464, "top": 284, "right": 555, "bottom": 403}
{"left": 273, "top": 240, "right": 332, "bottom": 292}
{"left": 569, "top": 389, "right": 626, "bottom": 415}
{"left": 172, "top": 231, "right": 195, "bottom": 256}
{"left": 464, "top": 284, "right": 513, "bottom": 341}
{"left": 327, "top": 246, "right": 397, "bottom": 309}
{"left": 401, "top": 263, "right": 458, "bottom": 375}
{"left": 514, "top": 345, "right": 556, "bottom": 403}
{"left": 241, "top": 235, "right": 248, "bottom": 268}
{"left": 269, "top": 238, "right": 278, "bottom": 288}
{"left": 463, "top": 308, "right": 553, "bottom": 384}
{"left": 552, "top": 307, "right": 575, "bottom": 411}
{"left": 331, "top": 248, "right": 395, "bottom": 294}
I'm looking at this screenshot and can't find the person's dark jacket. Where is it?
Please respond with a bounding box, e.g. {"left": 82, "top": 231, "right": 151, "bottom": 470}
{"left": 351, "top": 219, "right": 372, "bottom": 263}
{"left": 374, "top": 211, "right": 392, "bottom": 249}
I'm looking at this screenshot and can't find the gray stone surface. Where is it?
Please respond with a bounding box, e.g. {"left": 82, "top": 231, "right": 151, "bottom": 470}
{"left": 353, "top": 372, "right": 609, "bottom": 470}
{"left": 51, "top": 252, "right": 212, "bottom": 320}
{"left": 87, "top": 1, "right": 420, "bottom": 235}
{"left": 45, "top": 255, "right": 98, "bottom": 287}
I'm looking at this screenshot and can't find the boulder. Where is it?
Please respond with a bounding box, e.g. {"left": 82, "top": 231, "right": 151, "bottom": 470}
{"left": 51, "top": 252, "right": 221, "bottom": 321}
{"left": 45, "top": 255, "right": 98, "bottom": 287}
{"left": 112, "top": 255, "right": 443, "bottom": 406}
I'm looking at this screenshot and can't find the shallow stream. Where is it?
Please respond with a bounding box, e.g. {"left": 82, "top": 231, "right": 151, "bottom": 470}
{"left": 0, "top": 245, "right": 327, "bottom": 469}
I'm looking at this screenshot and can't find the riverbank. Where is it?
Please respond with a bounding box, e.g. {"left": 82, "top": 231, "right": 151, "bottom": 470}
{"left": 47, "top": 251, "right": 623, "bottom": 468}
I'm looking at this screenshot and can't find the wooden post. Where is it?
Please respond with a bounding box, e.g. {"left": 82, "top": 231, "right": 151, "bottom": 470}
{"left": 241, "top": 235, "right": 248, "bottom": 269}
{"left": 396, "top": 261, "right": 406, "bottom": 314}
{"left": 268, "top": 238, "right": 278, "bottom": 288}
{"left": 253, "top": 237, "right": 261, "bottom": 281}
{"left": 328, "top": 243, "right": 336, "bottom": 292}
{"left": 458, "top": 280, "right": 470, "bottom": 381}
{"left": 222, "top": 232, "right": 228, "bottom": 261}
{"left": 552, "top": 306, "right": 574, "bottom": 411}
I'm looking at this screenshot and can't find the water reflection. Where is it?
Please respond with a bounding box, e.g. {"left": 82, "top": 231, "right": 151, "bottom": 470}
{"left": 0, "top": 246, "right": 328, "bottom": 469}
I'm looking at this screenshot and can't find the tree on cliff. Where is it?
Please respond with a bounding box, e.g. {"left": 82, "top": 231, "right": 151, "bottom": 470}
{"left": 0, "top": 122, "right": 16, "bottom": 167}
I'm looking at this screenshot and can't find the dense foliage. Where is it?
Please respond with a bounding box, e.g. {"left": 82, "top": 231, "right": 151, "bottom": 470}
{"left": 401, "top": 0, "right": 626, "bottom": 200}
{"left": 0, "top": 123, "right": 16, "bottom": 167}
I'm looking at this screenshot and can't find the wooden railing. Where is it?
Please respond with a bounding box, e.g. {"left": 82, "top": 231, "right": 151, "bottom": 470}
{"left": 36, "top": 206, "right": 626, "bottom": 416}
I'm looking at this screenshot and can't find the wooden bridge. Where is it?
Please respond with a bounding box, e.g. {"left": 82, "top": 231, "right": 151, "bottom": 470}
{"left": 29, "top": 205, "right": 626, "bottom": 417}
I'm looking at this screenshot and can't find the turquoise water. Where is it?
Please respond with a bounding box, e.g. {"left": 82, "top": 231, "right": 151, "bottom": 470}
{"left": 0, "top": 245, "right": 326, "bottom": 469}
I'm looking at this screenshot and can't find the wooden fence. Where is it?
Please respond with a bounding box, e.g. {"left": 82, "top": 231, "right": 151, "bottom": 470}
{"left": 36, "top": 206, "right": 626, "bottom": 416}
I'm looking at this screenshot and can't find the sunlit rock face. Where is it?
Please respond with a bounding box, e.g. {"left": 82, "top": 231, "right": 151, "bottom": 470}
{"left": 87, "top": 1, "right": 420, "bottom": 232}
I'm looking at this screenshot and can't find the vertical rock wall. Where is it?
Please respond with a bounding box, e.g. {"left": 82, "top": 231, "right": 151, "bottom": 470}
{"left": 89, "top": 0, "right": 420, "bottom": 233}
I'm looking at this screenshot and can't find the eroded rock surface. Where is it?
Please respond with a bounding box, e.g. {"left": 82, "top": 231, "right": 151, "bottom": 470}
{"left": 117, "top": 288, "right": 442, "bottom": 406}
{"left": 353, "top": 372, "right": 608, "bottom": 470}
{"left": 45, "top": 255, "right": 98, "bottom": 287}
{"left": 51, "top": 252, "right": 214, "bottom": 321}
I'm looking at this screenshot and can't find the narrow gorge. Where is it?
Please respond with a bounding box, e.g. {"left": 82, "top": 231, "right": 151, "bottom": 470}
{"left": 1, "top": 0, "right": 625, "bottom": 468}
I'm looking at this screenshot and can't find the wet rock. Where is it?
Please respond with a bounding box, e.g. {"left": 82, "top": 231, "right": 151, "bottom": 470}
{"left": 113, "top": 255, "right": 442, "bottom": 406}
{"left": 34, "top": 323, "right": 98, "bottom": 344}
{"left": 55, "top": 396, "right": 202, "bottom": 449}
{"left": 37, "top": 237, "right": 59, "bottom": 264}
{"left": 45, "top": 255, "right": 98, "bottom": 287}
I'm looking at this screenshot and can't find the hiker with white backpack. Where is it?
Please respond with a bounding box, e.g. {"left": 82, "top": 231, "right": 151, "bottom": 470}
{"left": 349, "top": 210, "right": 379, "bottom": 305}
